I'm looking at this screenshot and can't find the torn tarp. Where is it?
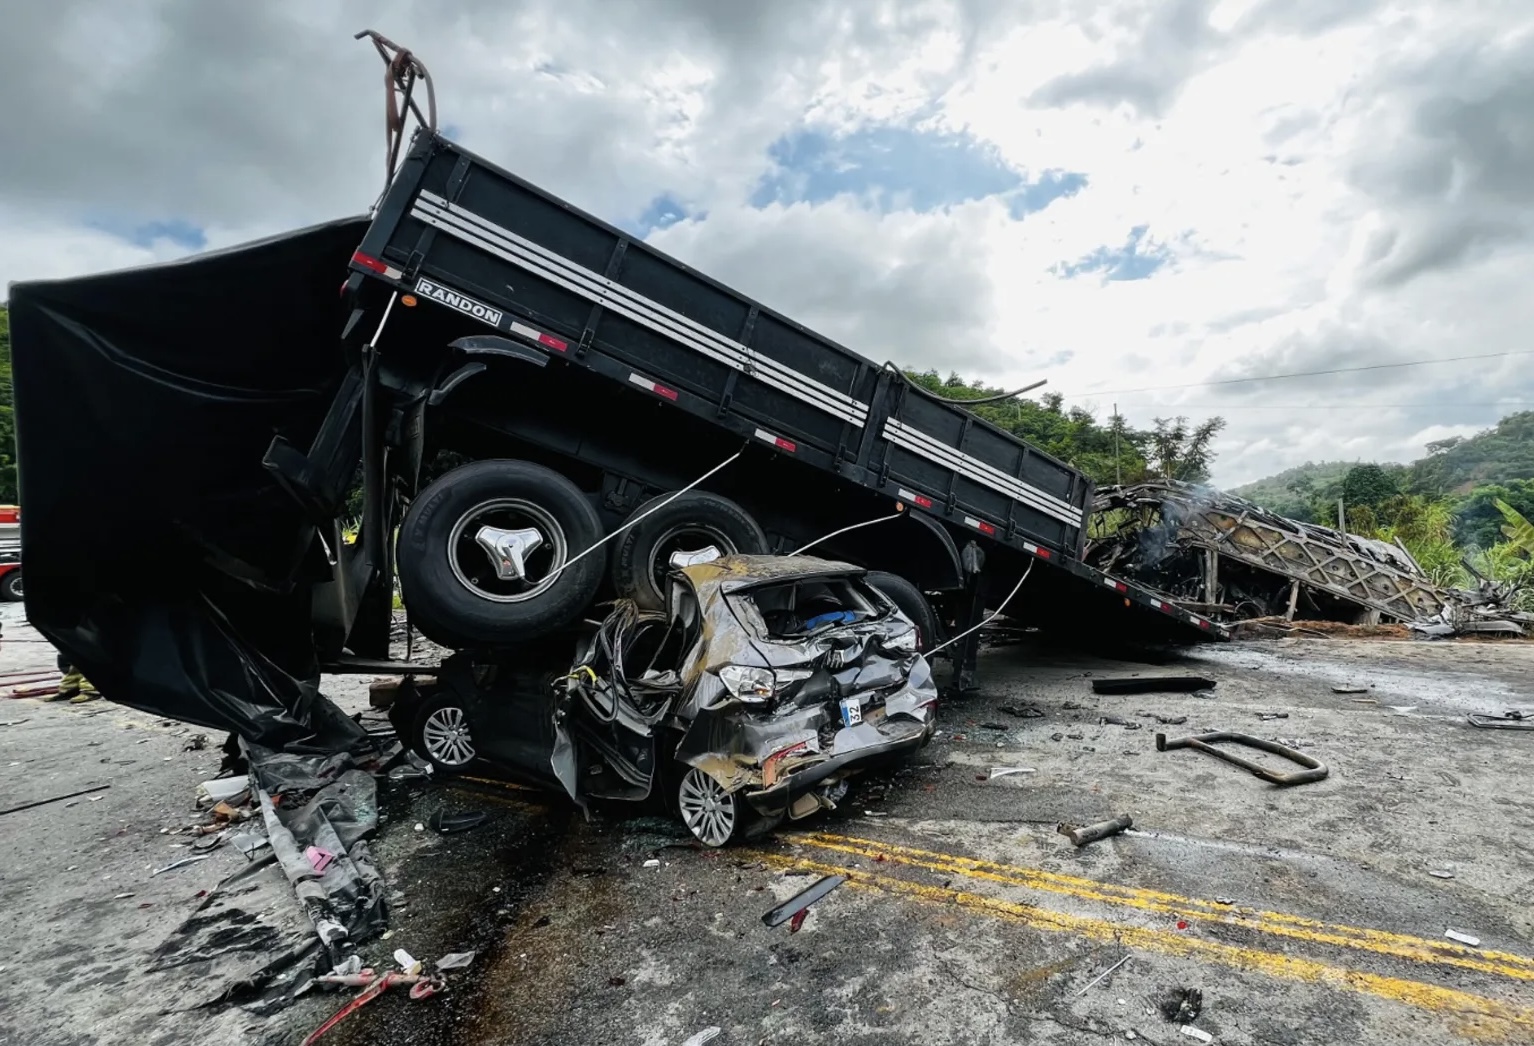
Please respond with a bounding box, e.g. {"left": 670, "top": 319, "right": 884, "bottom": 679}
{"left": 247, "top": 742, "right": 391, "bottom": 969}
{"left": 7, "top": 217, "right": 373, "bottom": 750}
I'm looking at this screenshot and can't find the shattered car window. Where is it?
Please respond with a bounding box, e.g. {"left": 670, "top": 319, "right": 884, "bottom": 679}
{"left": 729, "top": 577, "right": 890, "bottom": 639}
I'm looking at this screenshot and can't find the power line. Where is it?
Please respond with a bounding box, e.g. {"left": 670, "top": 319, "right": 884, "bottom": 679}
{"left": 1116, "top": 402, "right": 1534, "bottom": 410}
{"left": 1062, "top": 349, "right": 1534, "bottom": 398}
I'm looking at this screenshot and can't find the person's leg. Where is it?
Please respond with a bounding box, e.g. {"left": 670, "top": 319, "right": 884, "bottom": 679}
{"left": 52, "top": 667, "right": 83, "bottom": 701}
{"left": 68, "top": 673, "right": 100, "bottom": 703}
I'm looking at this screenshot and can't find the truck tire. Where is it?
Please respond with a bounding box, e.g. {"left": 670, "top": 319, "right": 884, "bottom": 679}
{"left": 0, "top": 570, "right": 20, "bottom": 602}
{"left": 397, "top": 459, "right": 605, "bottom": 646}
{"left": 610, "top": 492, "right": 768, "bottom": 611}
{"left": 866, "top": 571, "right": 940, "bottom": 653}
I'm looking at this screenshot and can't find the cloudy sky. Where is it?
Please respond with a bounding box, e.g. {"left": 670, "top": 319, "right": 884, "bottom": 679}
{"left": 4, "top": 0, "right": 1532, "bottom": 486}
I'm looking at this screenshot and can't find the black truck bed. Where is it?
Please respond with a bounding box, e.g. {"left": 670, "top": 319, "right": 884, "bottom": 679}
{"left": 350, "top": 130, "right": 1228, "bottom": 641}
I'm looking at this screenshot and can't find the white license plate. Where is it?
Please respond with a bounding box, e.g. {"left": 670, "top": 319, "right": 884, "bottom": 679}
{"left": 839, "top": 697, "right": 863, "bottom": 727}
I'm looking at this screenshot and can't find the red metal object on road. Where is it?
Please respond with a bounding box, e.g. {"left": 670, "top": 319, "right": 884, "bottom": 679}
{"left": 301, "top": 970, "right": 445, "bottom": 1046}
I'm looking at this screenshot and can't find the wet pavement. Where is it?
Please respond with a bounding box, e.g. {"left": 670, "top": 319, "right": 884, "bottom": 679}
{"left": 4, "top": 603, "right": 1534, "bottom": 1045}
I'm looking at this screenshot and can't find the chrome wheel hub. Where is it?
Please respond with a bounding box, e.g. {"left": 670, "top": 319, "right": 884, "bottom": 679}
{"left": 421, "top": 706, "right": 476, "bottom": 767}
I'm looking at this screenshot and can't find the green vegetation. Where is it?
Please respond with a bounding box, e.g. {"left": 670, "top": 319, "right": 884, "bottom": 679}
{"left": 1234, "top": 416, "right": 1534, "bottom": 605}
{"left": 901, "top": 370, "right": 1227, "bottom": 485}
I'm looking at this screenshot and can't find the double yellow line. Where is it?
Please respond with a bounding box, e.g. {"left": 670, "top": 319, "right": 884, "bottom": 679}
{"left": 769, "top": 833, "right": 1534, "bottom": 1042}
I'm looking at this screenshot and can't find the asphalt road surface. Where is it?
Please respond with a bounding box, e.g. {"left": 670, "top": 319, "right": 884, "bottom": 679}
{"left": 3, "top": 602, "right": 1533, "bottom": 1046}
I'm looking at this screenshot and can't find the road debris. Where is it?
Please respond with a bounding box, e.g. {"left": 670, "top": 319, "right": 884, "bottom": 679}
{"left": 436, "top": 950, "right": 476, "bottom": 971}
{"left": 1075, "top": 953, "right": 1131, "bottom": 995}
{"left": 1332, "top": 685, "right": 1370, "bottom": 695}
{"left": 990, "top": 767, "right": 1037, "bottom": 780}
{"left": 1092, "top": 677, "right": 1217, "bottom": 696}
{"left": 1100, "top": 715, "right": 1144, "bottom": 730}
{"left": 1256, "top": 712, "right": 1289, "bottom": 721}
{"left": 0, "top": 783, "right": 110, "bottom": 817}
{"left": 152, "top": 855, "right": 213, "bottom": 876}
{"left": 1428, "top": 870, "right": 1455, "bottom": 880}
{"left": 1059, "top": 814, "right": 1133, "bottom": 847}
{"left": 1445, "top": 930, "right": 1481, "bottom": 947}
{"left": 1158, "top": 987, "right": 1204, "bottom": 1023}
{"left": 197, "top": 777, "right": 252, "bottom": 805}
{"left": 1156, "top": 730, "right": 1328, "bottom": 786}
{"left": 680, "top": 1028, "right": 722, "bottom": 1046}
{"left": 1467, "top": 711, "right": 1534, "bottom": 730}
{"left": 302, "top": 969, "right": 446, "bottom": 1046}
{"left": 1180, "top": 1026, "right": 1213, "bottom": 1044}
{"left": 999, "top": 704, "right": 1045, "bottom": 718}
{"left": 428, "top": 809, "right": 488, "bottom": 834}
{"left": 763, "top": 874, "right": 846, "bottom": 929}
{"left": 1088, "top": 480, "right": 1531, "bottom": 636}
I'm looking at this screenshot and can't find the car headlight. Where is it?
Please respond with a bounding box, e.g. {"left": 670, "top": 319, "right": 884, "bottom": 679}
{"left": 886, "top": 629, "right": 918, "bottom": 653}
{"left": 718, "top": 665, "right": 813, "bottom": 704}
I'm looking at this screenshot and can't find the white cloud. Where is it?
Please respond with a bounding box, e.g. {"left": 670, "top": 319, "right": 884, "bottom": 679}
{"left": 5, "top": 0, "right": 1533, "bottom": 489}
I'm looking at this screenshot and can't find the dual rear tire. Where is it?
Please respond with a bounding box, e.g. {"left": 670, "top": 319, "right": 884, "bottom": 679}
{"left": 395, "top": 458, "right": 938, "bottom": 655}
{"left": 396, "top": 461, "right": 771, "bottom": 646}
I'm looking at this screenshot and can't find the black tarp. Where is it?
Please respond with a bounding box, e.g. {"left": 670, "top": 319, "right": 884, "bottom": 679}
{"left": 8, "top": 217, "right": 376, "bottom": 752}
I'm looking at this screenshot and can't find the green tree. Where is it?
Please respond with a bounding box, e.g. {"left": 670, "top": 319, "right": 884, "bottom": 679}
{"left": 1495, "top": 498, "right": 1534, "bottom": 556}
{"left": 1453, "top": 480, "right": 1534, "bottom": 550}
{"left": 1341, "top": 463, "right": 1400, "bottom": 508}
{"left": 1147, "top": 415, "right": 1227, "bottom": 484}
{"left": 0, "top": 306, "right": 15, "bottom": 504}
{"left": 899, "top": 369, "right": 1177, "bottom": 487}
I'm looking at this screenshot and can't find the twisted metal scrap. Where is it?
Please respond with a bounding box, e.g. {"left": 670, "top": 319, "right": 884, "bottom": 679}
{"left": 355, "top": 30, "right": 437, "bottom": 187}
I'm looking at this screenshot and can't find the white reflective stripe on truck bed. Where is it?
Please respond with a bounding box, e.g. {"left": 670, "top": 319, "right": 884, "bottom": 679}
{"left": 410, "top": 192, "right": 869, "bottom": 429}
{"left": 882, "top": 418, "right": 1084, "bottom": 528}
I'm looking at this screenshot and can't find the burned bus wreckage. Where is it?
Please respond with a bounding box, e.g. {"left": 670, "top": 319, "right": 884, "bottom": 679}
{"left": 1087, "top": 481, "right": 1532, "bottom": 637}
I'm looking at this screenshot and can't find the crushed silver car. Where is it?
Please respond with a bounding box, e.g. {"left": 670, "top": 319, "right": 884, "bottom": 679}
{"left": 394, "top": 555, "right": 938, "bottom": 846}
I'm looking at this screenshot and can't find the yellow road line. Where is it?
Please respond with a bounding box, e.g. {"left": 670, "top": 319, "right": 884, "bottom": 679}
{"left": 760, "top": 852, "right": 1534, "bottom": 1043}
{"left": 788, "top": 832, "right": 1534, "bottom": 984}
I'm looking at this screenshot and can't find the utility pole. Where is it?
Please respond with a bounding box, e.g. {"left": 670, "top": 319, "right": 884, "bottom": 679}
{"left": 1113, "top": 402, "right": 1122, "bottom": 486}
{"left": 1337, "top": 497, "right": 1347, "bottom": 536}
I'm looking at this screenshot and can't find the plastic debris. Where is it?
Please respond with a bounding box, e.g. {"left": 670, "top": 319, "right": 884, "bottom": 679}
{"left": 152, "top": 855, "right": 212, "bottom": 876}
{"left": 228, "top": 831, "right": 271, "bottom": 857}
{"left": 197, "top": 777, "right": 251, "bottom": 803}
{"left": 1446, "top": 930, "right": 1481, "bottom": 947}
{"left": 1331, "top": 684, "right": 1370, "bottom": 694}
{"left": 643, "top": 859, "right": 661, "bottom": 869}
{"left": 428, "top": 809, "right": 488, "bottom": 834}
{"left": 763, "top": 874, "right": 846, "bottom": 929}
{"left": 1428, "top": 870, "right": 1455, "bottom": 880}
{"left": 306, "top": 846, "right": 337, "bottom": 874}
{"left": 680, "top": 1028, "right": 722, "bottom": 1046}
{"left": 436, "top": 950, "right": 476, "bottom": 971}
{"left": 394, "top": 948, "right": 421, "bottom": 973}
{"left": 1181, "top": 1027, "right": 1213, "bottom": 1043}
{"left": 990, "top": 767, "right": 1037, "bottom": 779}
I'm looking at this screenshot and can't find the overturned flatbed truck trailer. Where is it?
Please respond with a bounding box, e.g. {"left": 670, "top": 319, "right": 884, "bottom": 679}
{"left": 8, "top": 127, "right": 1225, "bottom": 743}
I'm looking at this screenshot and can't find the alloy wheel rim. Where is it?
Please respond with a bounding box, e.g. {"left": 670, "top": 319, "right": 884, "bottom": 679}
{"left": 677, "top": 767, "right": 737, "bottom": 847}
{"left": 422, "top": 706, "right": 476, "bottom": 766}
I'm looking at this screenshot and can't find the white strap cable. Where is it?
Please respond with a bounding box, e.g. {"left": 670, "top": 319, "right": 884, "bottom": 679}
{"left": 789, "top": 509, "right": 906, "bottom": 557}
{"left": 543, "top": 449, "right": 743, "bottom": 584}
{"left": 926, "top": 559, "right": 1035, "bottom": 656}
